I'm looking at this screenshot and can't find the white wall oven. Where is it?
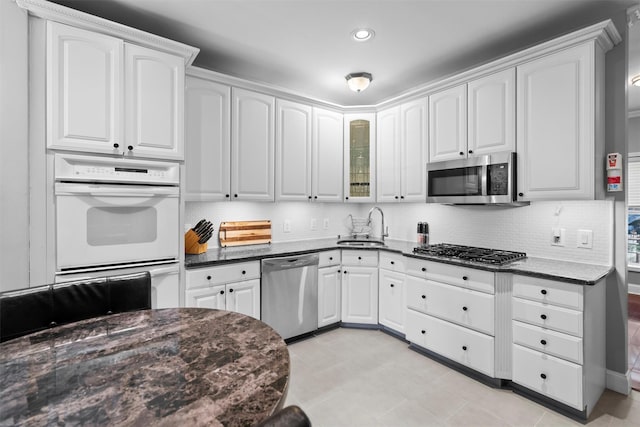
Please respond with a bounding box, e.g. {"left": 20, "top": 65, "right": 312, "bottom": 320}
{"left": 53, "top": 154, "right": 180, "bottom": 307}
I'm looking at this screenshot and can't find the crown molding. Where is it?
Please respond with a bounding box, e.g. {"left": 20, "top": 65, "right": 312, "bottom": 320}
{"left": 14, "top": 0, "right": 200, "bottom": 65}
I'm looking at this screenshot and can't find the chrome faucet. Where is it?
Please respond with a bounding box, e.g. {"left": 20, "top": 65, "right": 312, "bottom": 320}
{"left": 367, "top": 206, "right": 388, "bottom": 242}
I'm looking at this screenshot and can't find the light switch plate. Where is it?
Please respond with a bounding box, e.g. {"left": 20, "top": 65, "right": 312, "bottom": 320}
{"left": 577, "top": 229, "right": 593, "bottom": 249}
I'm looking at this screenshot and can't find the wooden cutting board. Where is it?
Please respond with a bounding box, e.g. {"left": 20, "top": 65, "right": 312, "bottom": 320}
{"left": 219, "top": 220, "right": 271, "bottom": 247}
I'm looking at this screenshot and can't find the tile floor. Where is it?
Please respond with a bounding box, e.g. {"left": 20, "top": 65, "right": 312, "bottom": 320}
{"left": 285, "top": 327, "right": 640, "bottom": 426}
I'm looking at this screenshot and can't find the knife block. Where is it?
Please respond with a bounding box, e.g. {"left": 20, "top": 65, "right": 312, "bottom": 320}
{"left": 185, "top": 229, "right": 208, "bottom": 254}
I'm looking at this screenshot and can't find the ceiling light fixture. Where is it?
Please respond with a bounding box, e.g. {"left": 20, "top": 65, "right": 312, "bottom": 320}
{"left": 346, "top": 72, "right": 373, "bottom": 92}
{"left": 633, "top": 75, "right": 640, "bottom": 86}
{"left": 351, "top": 28, "right": 375, "bottom": 42}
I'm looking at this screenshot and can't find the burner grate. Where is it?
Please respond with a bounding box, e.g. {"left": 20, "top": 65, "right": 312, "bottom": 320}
{"left": 413, "top": 243, "right": 526, "bottom": 265}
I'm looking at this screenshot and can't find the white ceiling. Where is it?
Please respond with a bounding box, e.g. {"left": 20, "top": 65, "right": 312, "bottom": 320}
{"left": 52, "top": 0, "right": 637, "bottom": 107}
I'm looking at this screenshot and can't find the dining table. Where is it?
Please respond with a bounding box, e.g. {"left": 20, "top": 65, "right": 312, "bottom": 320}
{"left": 0, "top": 308, "right": 290, "bottom": 426}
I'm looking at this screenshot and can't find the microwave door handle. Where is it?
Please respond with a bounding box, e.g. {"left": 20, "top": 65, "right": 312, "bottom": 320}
{"left": 480, "top": 164, "right": 488, "bottom": 196}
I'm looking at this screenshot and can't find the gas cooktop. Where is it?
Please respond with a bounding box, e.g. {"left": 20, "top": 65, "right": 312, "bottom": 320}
{"left": 412, "top": 243, "right": 526, "bottom": 266}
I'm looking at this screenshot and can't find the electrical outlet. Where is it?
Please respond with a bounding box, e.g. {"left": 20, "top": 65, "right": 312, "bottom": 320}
{"left": 551, "top": 227, "right": 565, "bottom": 246}
{"left": 283, "top": 219, "right": 291, "bottom": 233}
{"left": 323, "top": 218, "right": 329, "bottom": 230}
{"left": 577, "top": 229, "right": 593, "bottom": 249}
{"left": 310, "top": 218, "right": 317, "bottom": 231}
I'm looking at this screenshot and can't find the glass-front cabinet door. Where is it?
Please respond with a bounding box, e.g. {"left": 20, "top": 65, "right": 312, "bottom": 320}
{"left": 343, "top": 113, "right": 376, "bottom": 202}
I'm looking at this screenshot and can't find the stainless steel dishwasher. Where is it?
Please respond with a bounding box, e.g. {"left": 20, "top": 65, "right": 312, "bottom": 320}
{"left": 261, "top": 253, "right": 319, "bottom": 341}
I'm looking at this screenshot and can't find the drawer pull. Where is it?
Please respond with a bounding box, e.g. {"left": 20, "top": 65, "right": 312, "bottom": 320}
{"left": 220, "top": 290, "right": 224, "bottom": 295}
{"left": 421, "top": 295, "right": 426, "bottom": 299}
{"left": 541, "top": 289, "right": 547, "bottom": 295}
{"left": 358, "top": 256, "right": 362, "bottom": 260}
{"left": 462, "top": 346, "right": 467, "bottom": 351}
{"left": 390, "top": 284, "right": 395, "bottom": 288}
{"left": 206, "top": 275, "right": 212, "bottom": 280}
{"left": 343, "top": 271, "right": 347, "bottom": 274}
{"left": 421, "top": 267, "right": 426, "bottom": 272}
{"left": 421, "top": 330, "right": 426, "bottom": 334}
{"left": 390, "top": 261, "right": 395, "bottom": 265}
{"left": 540, "top": 373, "right": 547, "bottom": 380}
{"left": 462, "top": 276, "right": 468, "bottom": 281}
{"left": 329, "top": 257, "right": 333, "bottom": 261}
{"left": 540, "top": 314, "right": 547, "bottom": 320}
{"left": 540, "top": 339, "right": 547, "bottom": 345}
{"left": 242, "top": 270, "right": 246, "bottom": 275}
{"left": 462, "top": 306, "right": 468, "bottom": 311}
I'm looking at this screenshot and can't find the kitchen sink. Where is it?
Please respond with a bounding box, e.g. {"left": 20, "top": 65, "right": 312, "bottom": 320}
{"left": 337, "top": 239, "right": 386, "bottom": 248}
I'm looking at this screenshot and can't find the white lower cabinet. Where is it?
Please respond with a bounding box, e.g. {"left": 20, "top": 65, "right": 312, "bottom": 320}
{"left": 406, "top": 309, "right": 495, "bottom": 377}
{"left": 185, "top": 261, "right": 261, "bottom": 319}
{"left": 378, "top": 255, "right": 406, "bottom": 333}
{"left": 341, "top": 250, "right": 378, "bottom": 324}
{"left": 404, "top": 257, "right": 497, "bottom": 378}
{"left": 511, "top": 275, "right": 605, "bottom": 416}
{"left": 318, "top": 250, "right": 341, "bottom": 327}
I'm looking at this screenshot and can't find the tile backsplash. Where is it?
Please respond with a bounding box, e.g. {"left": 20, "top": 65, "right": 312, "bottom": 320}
{"left": 186, "top": 199, "right": 613, "bottom": 265}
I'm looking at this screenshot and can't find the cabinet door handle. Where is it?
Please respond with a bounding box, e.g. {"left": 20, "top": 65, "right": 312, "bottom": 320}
{"left": 540, "top": 339, "right": 547, "bottom": 345}
{"left": 462, "top": 276, "right": 468, "bottom": 281}
{"left": 540, "top": 373, "right": 547, "bottom": 380}
{"left": 329, "top": 257, "right": 333, "bottom": 261}
{"left": 540, "top": 314, "right": 547, "bottom": 320}
{"left": 541, "top": 289, "right": 547, "bottom": 295}
{"left": 395, "top": 196, "right": 399, "bottom": 199}
{"left": 225, "top": 194, "right": 230, "bottom": 198}
{"left": 241, "top": 270, "right": 246, "bottom": 275}
{"left": 206, "top": 275, "right": 211, "bottom": 280}
{"left": 343, "top": 270, "right": 347, "bottom": 274}
{"left": 462, "top": 306, "right": 468, "bottom": 311}
{"left": 229, "top": 288, "right": 234, "bottom": 293}
{"left": 390, "top": 261, "right": 395, "bottom": 265}
{"left": 113, "top": 143, "right": 119, "bottom": 149}
{"left": 421, "top": 267, "right": 426, "bottom": 272}
{"left": 358, "top": 256, "right": 362, "bottom": 260}
{"left": 345, "top": 196, "right": 349, "bottom": 200}
{"left": 462, "top": 345, "right": 467, "bottom": 351}
{"left": 421, "top": 330, "right": 426, "bottom": 334}
{"left": 220, "top": 290, "right": 224, "bottom": 295}
{"left": 127, "top": 145, "right": 133, "bottom": 151}
{"left": 390, "top": 284, "right": 395, "bottom": 288}
{"left": 234, "top": 194, "right": 238, "bottom": 198}
{"left": 314, "top": 196, "right": 318, "bottom": 199}
{"left": 518, "top": 192, "right": 524, "bottom": 197}
{"left": 459, "top": 151, "right": 464, "bottom": 156}
{"left": 400, "top": 195, "right": 405, "bottom": 199}
{"left": 421, "top": 295, "right": 426, "bottom": 299}
{"left": 308, "top": 196, "right": 312, "bottom": 200}
{"left": 468, "top": 150, "right": 473, "bottom": 154}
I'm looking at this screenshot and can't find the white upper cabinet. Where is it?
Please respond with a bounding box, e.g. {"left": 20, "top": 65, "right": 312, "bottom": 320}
{"left": 184, "top": 75, "right": 231, "bottom": 201}
{"left": 429, "top": 84, "right": 467, "bottom": 162}
{"left": 516, "top": 43, "right": 601, "bottom": 201}
{"left": 47, "top": 22, "right": 122, "bottom": 154}
{"left": 400, "top": 99, "right": 429, "bottom": 201}
{"left": 275, "top": 99, "right": 313, "bottom": 201}
{"left": 231, "top": 88, "right": 275, "bottom": 201}
{"left": 47, "top": 21, "right": 186, "bottom": 160}
{"left": 124, "top": 43, "right": 184, "bottom": 160}
{"left": 377, "top": 98, "right": 428, "bottom": 202}
{"left": 344, "top": 113, "right": 376, "bottom": 203}
{"left": 312, "top": 107, "right": 344, "bottom": 202}
{"left": 376, "top": 106, "right": 401, "bottom": 202}
{"left": 467, "top": 68, "right": 515, "bottom": 156}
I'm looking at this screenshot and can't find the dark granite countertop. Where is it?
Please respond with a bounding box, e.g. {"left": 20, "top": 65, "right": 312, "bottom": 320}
{"left": 185, "top": 238, "right": 613, "bottom": 285}
{"left": 0, "top": 308, "right": 290, "bottom": 427}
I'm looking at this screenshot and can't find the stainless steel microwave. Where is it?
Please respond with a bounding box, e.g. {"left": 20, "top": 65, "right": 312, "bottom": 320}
{"left": 426, "top": 151, "right": 520, "bottom": 205}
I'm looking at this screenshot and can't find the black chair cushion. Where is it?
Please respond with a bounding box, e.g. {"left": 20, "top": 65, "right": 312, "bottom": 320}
{"left": 108, "top": 272, "right": 151, "bottom": 313}
{"left": 0, "top": 285, "right": 53, "bottom": 342}
{"left": 52, "top": 278, "right": 109, "bottom": 326}
{"left": 256, "top": 405, "right": 312, "bottom": 427}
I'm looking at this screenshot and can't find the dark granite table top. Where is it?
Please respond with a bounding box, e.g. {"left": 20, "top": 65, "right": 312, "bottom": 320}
{"left": 185, "top": 238, "right": 613, "bottom": 285}
{"left": 0, "top": 308, "right": 290, "bottom": 427}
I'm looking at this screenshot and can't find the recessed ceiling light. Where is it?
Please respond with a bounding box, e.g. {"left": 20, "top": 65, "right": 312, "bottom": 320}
{"left": 351, "top": 28, "right": 375, "bottom": 42}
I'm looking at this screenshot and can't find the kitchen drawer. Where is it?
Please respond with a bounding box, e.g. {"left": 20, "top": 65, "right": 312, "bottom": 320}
{"left": 341, "top": 250, "right": 378, "bottom": 267}
{"left": 379, "top": 252, "right": 405, "bottom": 273}
{"left": 512, "top": 320, "right": 583, "bottom": 364}
{"left": 513, "top": 297, "right": 583, "bottom": 338}
{"left": 513, "top": 344, "right": 583, "bottom": 410}
{"left": 513, "top": 275, "right": 583, "bottom": 311}
{"left": 423, "top": 261, "right": 494, "bottom": 294}
{"left": 185, "top": 261, "right": 260, "bottom": 289}
{"left": 318, "top": 250, "right": 340, "bottom": 268}
{"left": 405, "top": 257, "right": 430, "bottom": 279}
{"left": 406, "top": 309, "right": 495, "bottom": 377}
{"left": 407, "top": 278, "right": 494, "bottom": 335}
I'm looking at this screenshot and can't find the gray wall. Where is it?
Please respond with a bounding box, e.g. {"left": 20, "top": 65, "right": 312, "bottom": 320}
{"left": 606, "top": 10, "right": 630, "bottom": 377}
{"left": 0, "top": 0, "right": 29, "bottom": 290}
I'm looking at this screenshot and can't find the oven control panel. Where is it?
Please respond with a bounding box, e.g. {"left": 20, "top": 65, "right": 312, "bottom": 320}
{"left": 54, "top": 154, "right": 179, "bottom": 185}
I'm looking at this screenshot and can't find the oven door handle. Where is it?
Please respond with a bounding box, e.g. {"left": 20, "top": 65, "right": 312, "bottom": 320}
{"left": 55, "top": 183, "right": 179, "bottom": 197}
